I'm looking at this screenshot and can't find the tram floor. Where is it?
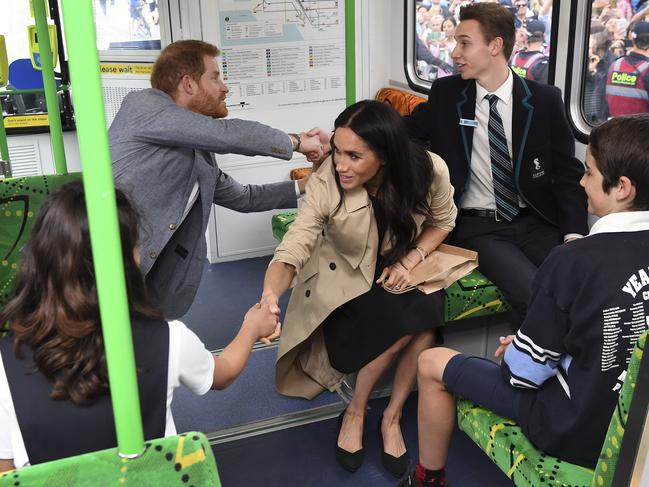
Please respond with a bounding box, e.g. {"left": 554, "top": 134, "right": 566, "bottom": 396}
{"left": 179, "top": 256, "right": 514, "bottom": 486}
{"left": 210, "top": 392, "right": 515, "bottom": 487}
{"left": 171, "top": 345, "right": 342, "bottom": 432}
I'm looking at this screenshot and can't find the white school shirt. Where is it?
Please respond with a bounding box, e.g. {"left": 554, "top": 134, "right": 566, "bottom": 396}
{"left": 0, "top": 320, "right": 214, "bottom": 469}
{"left": 461, "top": 69, "right": 517, "bottom": 211}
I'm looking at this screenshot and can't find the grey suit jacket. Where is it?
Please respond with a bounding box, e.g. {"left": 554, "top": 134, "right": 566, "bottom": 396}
{"left": 110, "top": 89, "right": 298, "bottom": 319}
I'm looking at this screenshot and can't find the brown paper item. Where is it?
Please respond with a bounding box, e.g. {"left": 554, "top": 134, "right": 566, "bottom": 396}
{"left": 382, "top": 243, "right": 478, "bottom": 295}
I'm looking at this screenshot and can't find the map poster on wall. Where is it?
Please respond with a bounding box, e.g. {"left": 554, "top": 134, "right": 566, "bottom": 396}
{"left": 213, "top": 0, "right": 346, "bottom": 112}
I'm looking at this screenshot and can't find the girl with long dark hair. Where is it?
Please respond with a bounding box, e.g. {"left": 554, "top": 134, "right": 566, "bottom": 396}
{"left": 0, "top": 181, "right": 278, "bottom": 471}
{"left": 260, "top": 100, "right": 458, "bottom": 478}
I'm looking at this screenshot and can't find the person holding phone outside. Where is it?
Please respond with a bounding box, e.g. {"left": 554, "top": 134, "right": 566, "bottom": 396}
{"left": 423, "top": 15, "right": 455, "bottom": 78}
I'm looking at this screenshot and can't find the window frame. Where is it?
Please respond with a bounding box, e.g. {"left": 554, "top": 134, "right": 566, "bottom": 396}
{"left": 563, "top": 1, "right": 597, "bottom": 144}
{"left": 95, "top": 0, "right": 172, "bottom": 63}
{"left": 403, "top": 0, "right": 562, "bottom": 96}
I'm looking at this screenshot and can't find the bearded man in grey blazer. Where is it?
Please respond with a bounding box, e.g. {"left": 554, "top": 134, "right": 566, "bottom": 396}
{"left": 110, "top": 40, "right": 322, "bottom": 319}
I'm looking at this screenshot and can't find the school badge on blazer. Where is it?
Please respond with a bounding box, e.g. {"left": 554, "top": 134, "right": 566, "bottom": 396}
{"left": 531, "top": 157, "right": 545, "bottom": 179}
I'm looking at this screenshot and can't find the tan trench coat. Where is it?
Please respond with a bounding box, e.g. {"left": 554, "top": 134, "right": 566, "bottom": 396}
{"left": 272, "top": 152, "right": 457, "bottom": 399}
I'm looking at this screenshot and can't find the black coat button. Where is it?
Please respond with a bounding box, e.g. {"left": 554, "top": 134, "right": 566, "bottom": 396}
{"left": 329, "top": 262, "right": 336, "bottom": 270}
{"left": 305, "top": 290, "right": 311, "bottom": 297}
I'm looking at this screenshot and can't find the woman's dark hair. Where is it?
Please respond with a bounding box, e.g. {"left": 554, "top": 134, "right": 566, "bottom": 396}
{"left": 442, "top": 16, "right": 457, "bottom": 28}
{"left": 0, "top": 181, "right": 161, "bottom": 405}
{"left": 331, "top": 100, "right": 434, "bottom": 265}
{"left": 589, "top": 113, "right": 649, "bottom": 211}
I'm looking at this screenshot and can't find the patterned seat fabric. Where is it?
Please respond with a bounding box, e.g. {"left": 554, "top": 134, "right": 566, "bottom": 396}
{"left": 375, "top": 87, "right": 426, "bottom": 116}
{"left": 290, "top": 167, "right": 312, "bottom": 180}
{"left": 444, "top": 271, "right": 511, "bottom": 321}
{"left": 271, "top": 210, "right": 512, "bottom": 321}
{"left": 271, "top": 209, "right": 298, "bottom": 242}
{"left": 0, "top": 174, "right": 81, "bottom": 309}
{"left": 456, "top": 332, "right": 646, "bottom": 487}
{"left": 0, "top": 431, "right": 221, "bottom": 486}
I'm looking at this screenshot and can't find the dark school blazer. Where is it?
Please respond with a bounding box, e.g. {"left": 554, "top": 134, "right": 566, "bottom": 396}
{"left": 405, "top": 71, "right": 588, "bottom": 237}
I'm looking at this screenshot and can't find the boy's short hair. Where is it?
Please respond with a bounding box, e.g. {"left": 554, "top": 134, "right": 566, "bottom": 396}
{"left": 150, "top": 40, "right": 220, "bottom": 96}
{"left": 589, "top": 114, "right": 649, "bottom": 211}
{"left": 459, "top": 3, "right": 516, "bottom": 59}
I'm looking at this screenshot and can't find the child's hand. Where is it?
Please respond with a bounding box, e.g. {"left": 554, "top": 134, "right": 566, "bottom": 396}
{"left": 244, "top": 302, "right": 281, "bottom": 344}
{"left": 494, "top": 335, "right": 515, "bottom": 359}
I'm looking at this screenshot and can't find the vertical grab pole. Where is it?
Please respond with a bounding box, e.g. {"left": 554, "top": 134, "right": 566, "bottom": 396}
{"left": 32, "top": 0, "right": 67, "bottom": 174}
{"left": 345, "top": 0, "right": 356, "bottom": 106}
{"left": 0, "top": 114, "right": 9, "bottom": 162}
{"left": 59, "top": 0, "right": 144, "bottom": 456}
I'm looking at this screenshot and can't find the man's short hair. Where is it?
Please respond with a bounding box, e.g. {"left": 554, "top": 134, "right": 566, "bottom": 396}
{"left": 459, "top": 3, "right": 516, "bottom": 59}
{"left": 589, "top": 114, "right": 649, "bottom": 211}
{"left": 150, "top": 40, "right": 220, "bottom": 95}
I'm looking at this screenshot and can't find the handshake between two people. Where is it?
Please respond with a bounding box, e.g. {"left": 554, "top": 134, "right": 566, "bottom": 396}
{"left": 295, "top": 128, "right": 334, "bottom": 171}
{"left": 242, "top": 299, "right": 282, "bottom": 346}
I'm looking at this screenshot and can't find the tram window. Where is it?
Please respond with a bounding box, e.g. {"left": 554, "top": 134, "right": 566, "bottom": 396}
{"left": 94, "top": 0, "right": 162, "bottom": 53}
{"left": 584, "top": 0, "right": 649, "bottom": 125}
{"left": 407, "top": 0, "right": 557, "bottom": 92}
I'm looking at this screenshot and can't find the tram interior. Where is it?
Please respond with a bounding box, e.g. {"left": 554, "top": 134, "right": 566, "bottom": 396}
{"left": 1, "top": 0, "right": 648, "bottom": 486}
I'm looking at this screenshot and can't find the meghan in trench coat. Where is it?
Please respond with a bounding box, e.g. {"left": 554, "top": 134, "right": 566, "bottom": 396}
{"left": 260, "top": 100, "right": 457, "bottom": 477}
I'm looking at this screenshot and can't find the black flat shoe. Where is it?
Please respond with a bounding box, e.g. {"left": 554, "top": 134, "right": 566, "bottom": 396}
{"left": 378, "top": 416, "right": 409, "bottom": 478}
{"left": 335, "top": 410, "right": 364, "bottom": 473}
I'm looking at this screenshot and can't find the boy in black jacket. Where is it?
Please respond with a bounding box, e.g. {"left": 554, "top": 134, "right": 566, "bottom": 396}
{"left": 403, "top": 114, "right": 649, "bottom": 487}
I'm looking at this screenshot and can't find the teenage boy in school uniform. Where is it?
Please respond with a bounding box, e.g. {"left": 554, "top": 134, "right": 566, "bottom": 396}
{"left": 403, "top": 114, "right": 649, "bottom": 487}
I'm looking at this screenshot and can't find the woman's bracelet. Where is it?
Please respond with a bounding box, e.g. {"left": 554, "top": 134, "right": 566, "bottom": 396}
{"left": 414, "top": 245, "right": 428, "bottom": 263}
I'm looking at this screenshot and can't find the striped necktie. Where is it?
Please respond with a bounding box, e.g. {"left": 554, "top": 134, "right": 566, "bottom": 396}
{"left": 486, "top": 94, "right": 518, "bottom": 221}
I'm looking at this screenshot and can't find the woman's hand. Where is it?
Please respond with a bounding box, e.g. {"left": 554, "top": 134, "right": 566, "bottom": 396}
{"left": 260, "top": 291, "right": 281, "bottom": 315}
{"left": 494, "top": 335, "right": 516, "bottom": 359}
{"left": 376, "top": 261, "right": 411, "bottom": 291}
{"left": 244, "top": 300, "right": 281, "bottom": 345}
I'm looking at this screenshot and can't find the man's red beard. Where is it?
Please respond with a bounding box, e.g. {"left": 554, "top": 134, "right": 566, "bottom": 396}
{"left": 187, "top": 85, "right": 228, "bottom": 118}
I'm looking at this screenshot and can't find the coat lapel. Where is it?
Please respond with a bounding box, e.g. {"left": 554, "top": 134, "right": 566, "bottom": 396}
{"left": 455, "top": 80, "right": 477, "bottom": 169}
{"left": 328, "top": 185, "right": 376, "bottom": 285}
{"left": 511, "top": 73, "right": 534, "bottom": 184}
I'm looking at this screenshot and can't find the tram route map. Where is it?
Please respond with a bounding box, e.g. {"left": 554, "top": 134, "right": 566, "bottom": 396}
{"left": 252, "top": 0, "right": 340, "bottom": 31}
{"left": 218, "top": 0, "right": 342, "bottom": 48}
{"left": 213, "top": 0, "right": 346, "bottom": 112}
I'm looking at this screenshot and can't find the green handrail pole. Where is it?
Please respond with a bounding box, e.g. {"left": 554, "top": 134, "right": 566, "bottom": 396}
{"left": 59, "top": 0, "right": 144, "bottom": 456}
{"left": 0, "top": 113, "right": 8, "bottom": 162}
{"left": 33, "top": 0, "right": 67, "bottom": 174}
{"left": 345, "top": 0, "right": 356, "bottom": 106}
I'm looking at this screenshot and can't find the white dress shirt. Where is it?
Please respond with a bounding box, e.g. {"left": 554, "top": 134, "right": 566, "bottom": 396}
{"left": 462, "top": 69, "right": 520, "bottom": 211}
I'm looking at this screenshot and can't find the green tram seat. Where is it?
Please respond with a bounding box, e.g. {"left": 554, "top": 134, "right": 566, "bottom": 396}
{"left": 0, "top": 431, "right": 221, "bottom": 487}
{"left": 271, "top": 209, "right": 512, "bottom": 323}
{"left": 456, "top": 331, "right": 647, "bottom": 487}
{"left": 0, "top": 173, "right": 81, "bottom": 309}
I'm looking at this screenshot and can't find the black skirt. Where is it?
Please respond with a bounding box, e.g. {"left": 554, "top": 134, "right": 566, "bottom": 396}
{"left": 323, "top": 196, "right": 444, "bottom": 373}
